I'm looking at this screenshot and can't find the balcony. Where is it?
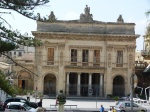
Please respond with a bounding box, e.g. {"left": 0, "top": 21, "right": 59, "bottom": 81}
{"left": 135, "top": 61, "right": 148, "bottom": 69}
{"left": 43, "top": 60, "right": 105, "bottom": 69}
{"left": 141, "top": 50, "right": 150, "bottom": 60}
{"left": 112, "top": 63, "right": 127, "bottom": 68}
{"left": 65, "top": 61, "right": 105, "bottom": 68}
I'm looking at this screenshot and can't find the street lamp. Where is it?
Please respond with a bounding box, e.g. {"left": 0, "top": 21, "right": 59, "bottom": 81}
{"left": 130, "top": 73, "right": 134, "bottom": 112}
{"left": 130, "top": 73, "right": 138, "bottom": 112}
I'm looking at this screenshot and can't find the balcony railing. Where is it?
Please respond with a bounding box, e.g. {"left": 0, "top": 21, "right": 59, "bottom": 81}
{"left": 43, "top": 60, "right": 105, "bottom": 68}
{"left": 141, "top": 50, "right": 150, "bottom": 56}
{"left": 112, "top": 63, "right": 127, "bottom": 68}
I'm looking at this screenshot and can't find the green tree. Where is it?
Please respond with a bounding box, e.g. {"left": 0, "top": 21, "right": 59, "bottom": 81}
{"left": 0, "top": 0, "right": 50, "bottom": 95}
{"left": 0, "top": 0, "right": 49, "bottom": 53}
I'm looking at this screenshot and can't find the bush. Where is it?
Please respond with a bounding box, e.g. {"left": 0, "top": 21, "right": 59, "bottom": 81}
{"left": 114, "top": 96, "right": 119, "bottom": 101}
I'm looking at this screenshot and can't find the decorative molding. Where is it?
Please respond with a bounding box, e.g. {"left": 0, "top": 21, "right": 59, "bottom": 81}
{"left": 69, "top": 45, "right": 102, "bottom": 51}
{"left": 127, "top": 45, "right": 136, "bottom": 52}
{"left": 58, "top": 43, "right": 65, "bottom": 50}
{"left": 32, "top": 32, "right": 137, "bottom": 42}
{"left": 129, "top": 54, "right": 133, "bottom": 69}
{"left": 108, "top": 53, "right": 111, "bottom": 68}
{"left": 114, "top": 45, "right": 126, "bottom": 52}
{"left": 60, "top": 51, "right": 63, "bottom": 66}
{"left": 107, "top": 45, "right": 113, "bottom": 52}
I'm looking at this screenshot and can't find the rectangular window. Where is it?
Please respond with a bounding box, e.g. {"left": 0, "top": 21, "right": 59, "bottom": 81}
{"left": 47, "top": 48, "right": 54, "bottom": 65}
{"left": 116, "top": 50, "right": 123, "bottom": 67}
{"left": 71, "top": 49, "right": 77, "bottom": 62}
{"left": 18, "top": 52, "right": 22, "bottom": 56}
{"left": 94, "top": 50, "right": 100, "bottom": 63}
{"left": 82, "top": 50, "right": 89, "bottom": 62}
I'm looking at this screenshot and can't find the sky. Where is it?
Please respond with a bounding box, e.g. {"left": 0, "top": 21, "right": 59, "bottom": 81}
{"left": 1, "top": 0, "right": 150, "bottom": 51}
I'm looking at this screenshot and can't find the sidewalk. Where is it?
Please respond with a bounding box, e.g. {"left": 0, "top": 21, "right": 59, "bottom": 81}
{"left": 22, "top": 95, "right": 116, "bottom": 112}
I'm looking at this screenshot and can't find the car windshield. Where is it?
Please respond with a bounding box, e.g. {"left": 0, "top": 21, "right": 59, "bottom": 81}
{"left": 116, "top": 102, "right": 122, "bottom": 106}
{"left": 23, "top": 103, "right": 32, "bottom": 110}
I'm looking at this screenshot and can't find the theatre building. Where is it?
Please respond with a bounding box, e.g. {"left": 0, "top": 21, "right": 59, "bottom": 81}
{"left": 32, "top": 6, "right": 139, "bottom": 97}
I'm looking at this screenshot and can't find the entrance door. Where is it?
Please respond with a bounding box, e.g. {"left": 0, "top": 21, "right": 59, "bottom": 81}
{"left": 113, "top": 75, "right": 125, "bottom": 96}
{"left": 81, "top": 73, "right": 89, "bottom": 96}
{"left": 44, "top": 74, "right": 56, "bottom": 96}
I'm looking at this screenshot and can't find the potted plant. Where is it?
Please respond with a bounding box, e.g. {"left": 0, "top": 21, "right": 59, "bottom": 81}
{"left": 114, "top": 96, "right": 119, "bottom": 104}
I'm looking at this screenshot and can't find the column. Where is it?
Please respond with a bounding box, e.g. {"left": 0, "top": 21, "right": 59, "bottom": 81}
{"left": 99, "top": 74, "right": 103, "bottom": 96}
{"left": 88, "top": 73, "right": 92, "bottom": 96}
{"left": 66, "top": 72, "right": 70, "bottom": 95}
{"left": 77, "top": 73, "right": 81, "bottom": 96}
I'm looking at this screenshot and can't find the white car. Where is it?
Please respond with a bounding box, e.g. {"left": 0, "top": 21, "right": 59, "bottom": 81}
{"left": 4, "top": 102, "right": 37, "bottom": 112}
{"left": 115, "top": 101, "right": 147, "bottom": 112}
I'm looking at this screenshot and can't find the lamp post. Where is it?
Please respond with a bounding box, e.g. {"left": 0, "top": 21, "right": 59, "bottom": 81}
{"left": 130, "top": 73, "right": 134, "bottom": 112}
{"left": 130, "top": 72, "right": 138, "bottom": 112}
{"left": 130, "top": 73, "right": 137, "bottom": 112}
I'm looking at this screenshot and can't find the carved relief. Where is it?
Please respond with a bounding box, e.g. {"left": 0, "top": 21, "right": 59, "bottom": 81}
{"left": 129, "top": 54, "right": 133, "bottom": 68}
{"left": 35, "top": 48, "right": 43, "bottom": 64}
{"left": 58, "top": 43, "right": 65, "bottom": 50}
{"left": 60, "top": 51, "right": 63, "bottom": 66}
{"left": 107, "top": 45, "right": 113, "bottom": 52}
{"left": 33, "top": 32, "right": 136, "bottom": 42}
{"left": 127, "top": 45, "right": 136, "bottom": 52}
{"left": 108, "top": 53, "right": 111, "bottom": 68}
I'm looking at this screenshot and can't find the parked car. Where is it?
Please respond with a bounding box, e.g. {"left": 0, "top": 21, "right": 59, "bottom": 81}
{"left": 5, "top": 102, "right": 37, "bottom": 112}
{"left": 3, "top": 97, "right": 38, "bottom": 109}
{"left": 115, "top": 101, "right": 147, "bottom": 112}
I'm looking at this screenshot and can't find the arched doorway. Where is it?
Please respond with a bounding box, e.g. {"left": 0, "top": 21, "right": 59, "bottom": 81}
{"left": 113, "top": 75, "right": 125, "bottom": 96}
{"left": 18, "top": 71, "right": 33, "bottom": 90}
{"left": 44, "top": 74, "right": 56, "bottom": 96}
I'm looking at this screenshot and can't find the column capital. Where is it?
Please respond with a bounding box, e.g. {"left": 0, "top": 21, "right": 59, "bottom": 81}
{"left": 77, "top": 72, "right": 81, "bottom": 75}
{"left": 66, "top": 72, "right": 70, "bottom": 75}
{"left": 89, "top": 73, "right": 93, "bottom": 75}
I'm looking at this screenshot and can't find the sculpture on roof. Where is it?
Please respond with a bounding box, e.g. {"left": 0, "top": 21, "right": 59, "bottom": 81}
{"left": 80, "top": 5, "right": 93, "bottom": 22}
{"left": 117, "top": 15, "right": 124, "bottom": 23}
{"left": 48, "top": 11, "right": 56, "bottom": 22}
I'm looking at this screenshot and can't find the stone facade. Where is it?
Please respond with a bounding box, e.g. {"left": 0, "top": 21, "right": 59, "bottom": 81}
{"left": 13, "top": 6, "right": 139, "bottom": 97}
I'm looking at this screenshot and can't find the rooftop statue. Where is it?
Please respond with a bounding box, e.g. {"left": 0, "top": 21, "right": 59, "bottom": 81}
{"left": 80, "top": 5, "right": 93, "bottom": 22}
{"left": 48, "top": 11, "right": 56, "bottom": 22}
{"left": 117, "top": 15, "right": 124, "bottom": 23}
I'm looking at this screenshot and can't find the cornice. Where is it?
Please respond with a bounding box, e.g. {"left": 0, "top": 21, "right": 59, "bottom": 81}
{"left": 32, "top": 32, "right": 138, "bottom": 42}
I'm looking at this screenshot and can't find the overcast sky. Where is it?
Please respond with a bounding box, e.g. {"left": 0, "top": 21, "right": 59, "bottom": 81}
{"left": 1, "top": 0, "right": 150, "bottom": 51}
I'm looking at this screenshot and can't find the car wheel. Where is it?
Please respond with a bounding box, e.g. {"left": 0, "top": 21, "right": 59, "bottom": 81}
{"left": 141, "top": 110, "right": 145, "bottom": 112}
{"left": 120, "top": 110, "right": 126, "bottom": 112}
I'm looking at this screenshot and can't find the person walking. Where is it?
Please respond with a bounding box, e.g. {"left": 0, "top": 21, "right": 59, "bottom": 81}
{"left": 100, "top": 105, "right": 104, "bottom": 112}
{"left": 111, "top": 107, "right": 116, "bottom": 112}
{"left": 27, "top": 92, "right": 30, "bottom": 101}
{"left": 108, "top": 108, "right": 112, "bottom": 112}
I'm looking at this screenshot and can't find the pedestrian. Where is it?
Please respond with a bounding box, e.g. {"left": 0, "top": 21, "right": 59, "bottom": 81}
{"left": 108, "top": 108, "right": 112, "bottom": 112}
{"left": 27, "top": 92, "right": 30, "bottom": 101}
{"left": 111, "top": 107, "right": 116, "bottom": 112}
{"left": 38, "top": 98, "right": 43, "bottom": 107}
{"left": 100, "top": 105, "right": 104, "bottom": 112}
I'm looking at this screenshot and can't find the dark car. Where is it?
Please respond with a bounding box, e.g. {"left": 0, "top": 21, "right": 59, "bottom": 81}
{"left": 3, "top": 97, "right": 38, "bottom": 110}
